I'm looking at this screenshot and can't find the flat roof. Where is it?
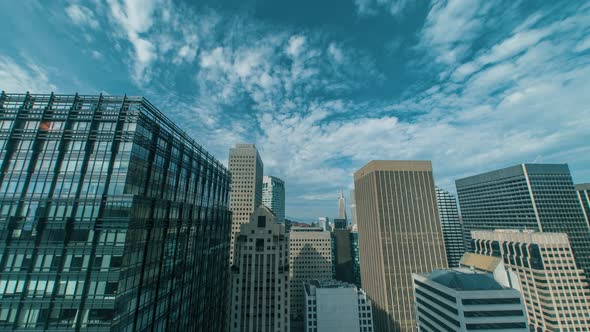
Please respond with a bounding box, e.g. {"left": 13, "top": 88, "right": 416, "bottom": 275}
{"left": 354, "top": 160, "right": 432, "bottom": 180}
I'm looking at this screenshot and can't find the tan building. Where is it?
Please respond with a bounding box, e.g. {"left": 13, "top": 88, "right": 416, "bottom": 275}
{"left": 289, "top": 227, "right": 333, "bottom": 323}
{"left": 228, "top": 143, "right": 264, "bottom": 263}
{"left": 230, "top": 205, "right": 290, "bottom": 332}
{"left": 354, "top": 160, "right": 448, "bottom": 332}
{"left": 472, "top": 229, "right": 590, "bottom": 331}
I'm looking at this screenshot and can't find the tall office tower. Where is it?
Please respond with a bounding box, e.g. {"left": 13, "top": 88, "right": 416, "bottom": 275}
{"left": 576, "top": 183, "right": 590, "bottom": 226}
{"left": 350, "top": 228, "right": 362, "bottom": 288}
{"left": 332, "top": 229, "right": 354, "bottom": 284}
{"left": 228, "top": 143, "right": 263, "bottom": 263}
{"left": 435, "top": 187, "right": 466, "bottom": 267}
{"left": 230, "top": 205, "right": 290, "bottom": 332}
{"left": 413, "top": 269, "right": 528, "bottom": 332}
{"left": 333, "top": 218, "right": 347, "bottom": 230}
{"left": 456, "top": 164, "right": 590, "bottom": 276}
{"left": 472, "top": 230, "right": 590, "bottom": 331}
{"left": 289, "top": 227, "right": 333, "bottom": 324}
{"left": 350, "top": 189, "right": 357, "bottom": 226}
{"left": 303, "top": 280, "right": 374, "bottom": 332}
{"left": 318, "top": 217, "right": 329, "bottom": 231}
{"left": 354, "top": 160, "right": 448, "bottom": 332}
{"left": 338, "top": 190, "right": 347, "bottom": 220}
{"left": 262, "top": 175, "right": 285, "bottom": 224}
{"left": 0, "top": 93, "right": 231, "bottom": 331}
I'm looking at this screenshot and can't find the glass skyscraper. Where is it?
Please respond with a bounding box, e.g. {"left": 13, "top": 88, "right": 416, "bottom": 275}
{"left": 0, "top": 92, "right": 231, "bottom": 331}
{"left": 435, "top": 187, "right": 465, "bottom": 267}
{"left": 576, "top": 183, "right": 590, "bottom": 227}
{"left": 456, "top": 163, "right": 590, "bottom": 277}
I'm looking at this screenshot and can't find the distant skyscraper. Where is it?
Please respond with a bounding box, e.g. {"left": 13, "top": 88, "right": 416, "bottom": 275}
{"left": 349, "top": 189, "right": 357, "bottom": 226}
{"left": 354, "top": 160, "right": 448, "bottom": 332}
{"left": 436, "top": 187, "right": 466, "bottom": 267}
{"left": 332, "top": 229, "right": 354, "bottom": 284}
{"left": 413, "top": 269, "right": 528, "bottom": 332}
{"left": 350, "top": 228, "right": 361, "bottom": 288}
{"left": 289, "top": 227, "right": 333, "bottom": 324}
{"left": 332, "top": 218, "right": 347, "bottom": 230}
{"left": 230, "top": 206, "right": 290, "bottom": 332}
{"left": 304, "top": 280, "right": 373, "bottom": 332}
{"left": 228, "top": 143, "right": 263, "bottom": 263}
{"left": 0, "top": 93, "right": 231, "bottom": 331}
{"left": 338, "top": 190, "right": 347, "bottom": 220}
{"left": 472, "top": 230, "right": 590, "bottom": 331}
{"left": 456, "top": 164, "right": 590, "bottom": 276}
{"left": 576, "top": 183, "right": 590, "bottom": 226}
{"left": 262, "top": 175, "right": 285, "bottom": 223}
{"left": 318, "top": 217, "right": 329, "bottom": 231}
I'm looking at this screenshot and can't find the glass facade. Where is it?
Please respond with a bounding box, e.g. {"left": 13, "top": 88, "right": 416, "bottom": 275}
{"left": 0, "top": 92, "right": 231, "bottom": 331}
{"left": 435, "top": 187, "right": 465, "bottom": 267}
{"left": 575, "top": 184, "right": 590, "bottom": 227}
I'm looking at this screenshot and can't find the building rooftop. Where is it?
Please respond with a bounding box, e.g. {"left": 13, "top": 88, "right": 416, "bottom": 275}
{"left": 472, "top": 229, "right": 570, "bottom": 245}
{"left": 354, "top": 160, "right": 432, "bottom": 180}
{"left": 290, "top": 227, "right": 326, "bottom": 232}
{"left": 428, "top": 269, "right": 505, "bottom": 291}
{"left": 459, "top": 253, "right": 502, "bottom": 273}
{"left": 576, "top": 183, "right": 590, "bottom": 191}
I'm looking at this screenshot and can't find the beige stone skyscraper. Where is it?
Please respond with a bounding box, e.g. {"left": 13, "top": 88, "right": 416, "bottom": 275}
{"left": 354, "top": 160, "right": 448, "bottom": 332}
{"left": 228, "top": 143, "right": 264, "bottom": 263}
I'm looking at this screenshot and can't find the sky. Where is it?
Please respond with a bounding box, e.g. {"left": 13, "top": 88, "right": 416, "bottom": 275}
{"left": 1, "top": 0, "right": 589, "bottom": 221}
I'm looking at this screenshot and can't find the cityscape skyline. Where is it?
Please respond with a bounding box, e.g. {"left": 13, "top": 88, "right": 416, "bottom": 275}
{"left": 1, "top": 0, "right": 589, "bottom": 219}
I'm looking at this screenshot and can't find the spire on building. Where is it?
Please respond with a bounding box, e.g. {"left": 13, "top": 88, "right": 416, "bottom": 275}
{"left": 338, "top": 190, "right": 347, "bottom": 220}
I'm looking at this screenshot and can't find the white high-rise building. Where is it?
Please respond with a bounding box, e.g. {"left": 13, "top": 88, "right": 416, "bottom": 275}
{"left": 230, "top": 205, "right": 290, "bottom": 332}
{"left": 317, "top": 217, "right": 329, "bottom": 231}
{"left": 289, "top": 227, "right": 333, "bottom": 323}
{"left": 436, "top": 187, "right": 466, "bottom": 267}
{"left": 338, "top": 190, "right": 347, "bottom": 220}
{"left": 228, "top": 143, "right": 263, "bottom": 263}
{"left": 304, "top": 280, "right": 374, "bottom": 332}
{"left": 262, "top": 175, "right": 285, "bottom": 224}
{"left": 349, "top": 189, "right": 357, "bottom": 226}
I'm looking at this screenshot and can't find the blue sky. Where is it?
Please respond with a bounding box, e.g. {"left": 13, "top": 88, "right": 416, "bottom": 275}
{"left": 1, "top": 0, "right": 590, "bottom": 220}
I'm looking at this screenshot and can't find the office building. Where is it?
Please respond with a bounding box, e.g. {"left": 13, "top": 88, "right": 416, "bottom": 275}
{"left": 456, "top": 164, "right": 590, "bottom": 276}
{"left": 350, "top": 189, "right": 357, "bottom": 226}
{"left": 472, "top": 229, "right": 590, "bottom": 331}
{"left": 436, "top": 187, "right": 465, "bottom": 267}
{"left": 350, "top": 227, "right": 361, "bottom": 288}
{"left": 338, "top": 190, "right": 347, "bottom": 220}
{"left": 228, "top": 143, "right": 263, "bottom": 263}
{"left": 413, "top": 269, "right": 528, "bottom": 331}
{"left": 333, "top": 218, "right": 347, "bottom": 230}
{"left": 0, "top": 92, "right": 231, "bottom": 331}
{"left": 354, "top": 160, "right": 448, "bottom": 331}
{"left": 317, "top": 217, "right": 329, "bottom": 231}
{"left": 304, "top": 280, "right": 373, "bottom": 332}
{"left": 576, "top": 183, "right": 590, "bottom": 226}
{"left": 332, "top": 229, "right": 354, "bottom": 285}
{"left": 459, "top": 253, "right": 520, "bottom": 290}
{"left": 262, "top": 175, "right": 285, "bottom": 224}
{"left": 230, "top": 205, "right": 290, "bottom": 332}
{"left": 289, "top": 227, "right": 332, "bottom": 323}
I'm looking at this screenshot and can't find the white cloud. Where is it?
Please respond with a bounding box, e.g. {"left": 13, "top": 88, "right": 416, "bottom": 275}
{"left": 354, "top": 0, "right": 413, "bottom": 16}
{"left": 66, "top": 4, "right": 99, "bottom": 29}
{"left": 90, "top": 50, "right": 103, "bottom": 60}
{"left": 0, "top": 55, "right": 57, "bottom": 93}
{"left": 286, "top": 35, "right": 306, "bottom": 57}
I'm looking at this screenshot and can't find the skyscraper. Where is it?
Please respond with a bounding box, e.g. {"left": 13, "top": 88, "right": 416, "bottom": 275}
{"left": 262, "top": 175, "right": 285, "bottom": 224}
{"left": 354, "top": 160, "right": 448, "bottom": 332}
{"left": 472, "top": 230, "right": 590, "bottom": 331}
{"left": 350, "top": 227, "right": 362, "bottom": 288}
{"left": 332, "top": 229, "right": 354, "bottom": 284}
{"left": 230, "top": 205, "right": 290, "bottom": 332}
{"left": 349, "top": 189, "right": 357, "bottom": 226}
{"left": 0, "top": 92, "right": 231, "bottom": 331}
{"left": 456, "top": 164, "right": 590, "bottom": 276}
{"left": 435, "top": 187, "right": 466, "bottom": 267}
{"left": 576, "top": 183, "right": 590, "bottom": 226}
{"left": 228, "top": 143, "right": 263, "bottom": 263}
{"left": 337, "top": 190, "right": 347, "bottom": 220}
{"left": 317, "top": 217, "right": 329, "bottom": 231}
{"left": 289, "top": 227, "right": 332, "bottom": 324}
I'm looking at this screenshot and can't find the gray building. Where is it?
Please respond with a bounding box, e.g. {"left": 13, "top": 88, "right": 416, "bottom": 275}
{"left": 338, "top": 190, "right": 347, "bottom": 220}
{"left": 0, "top": 92, "right": 231, "bottom": 331}
{"left": 332, "top": 229, "right": 354, "bottom": 285}
{"left": 304, "top": 279, "right": 373, "bottom": 332}
{"left": 350, "top": 189, "right": 357, "bottom": 226}
{"left": 262, "top": 175, "right": 285, "bottom": 223}
{"left": 413, "top": 269, "right": 528, "bottom": 331}
{"left": 436, "top": 187, "right": 466, "bottom": 267}
{"left": 354, "top": 160, "right": 448, "bottom": 332}
{"left": 456, "top": 164, "right": 590, "bottom": 276}
{"left": 228, "top": 143, "right": 263, "bottom": 263}
{"left": 576, "top": 183, "right": 590, "bottom": 227}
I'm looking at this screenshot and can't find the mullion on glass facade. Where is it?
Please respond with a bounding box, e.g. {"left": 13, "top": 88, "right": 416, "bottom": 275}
{"left": 0, "top": 92, "right": 231, "bottom": 331}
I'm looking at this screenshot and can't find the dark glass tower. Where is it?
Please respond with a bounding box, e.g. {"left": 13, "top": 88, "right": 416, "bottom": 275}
{"left": 456, "top": 164, "right": 590, "bottom": 277}
{"left": 0, "top": 92, "right": 231, "bottom": 331}
{"left": 435, "top": 187, "right": 465, "bottom": 267}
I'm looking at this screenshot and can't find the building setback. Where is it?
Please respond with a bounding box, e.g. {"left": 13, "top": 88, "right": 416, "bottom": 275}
{"left": 0, "top": 92, "right": 231, "bottom": 331}
{"left": 230, "top": 205, "right": 290, "bottom": 332}
{"left": 575, "top": 183, "right": 590, "bottom": 227}
{"left": 354, "top": 160, "right": 448, "bottom": 332}
{"left": 472, "top": 230, "right": 590, "bottom": 331}
{"left": 413, "top": 269, "right": 528, "bottom": 332}
{"left": 262, "top": 175, "right": 285, "bottom": 224}
{"left": 304, "top": 279, "right": 373, "bottom": 332}
{"left": 228, "top": 143, "right": 263, "bottom": 263}
{"left": 435, "top": 187, "right": 466, "bottom": 267}
{"left": 289, "top": 227, "right": 332, "bottom": 324}
{"left": 455, "top": 164, "right": 590, "bottom": 276}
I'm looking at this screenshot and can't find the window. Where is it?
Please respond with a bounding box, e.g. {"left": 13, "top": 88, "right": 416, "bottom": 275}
{"left": 258, "top": 216, "right": 266, "bottom": 228}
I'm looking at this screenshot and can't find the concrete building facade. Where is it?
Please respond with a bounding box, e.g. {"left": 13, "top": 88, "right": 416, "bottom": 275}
{"left": 350, "top": 189, "right": 357, "bottom": 226}
{"left": 262, "top": 175, "right": 285, "bottom": 224}
{"left": 304, "top": 279, "right": 373, "bottom": 332}
{"left": 228, "top": 143, "right": 263, "bottom": 263}
{"left": 472, "top": 229, "right": 590, "bottom": 331}
{"left": 230, "top": 205, "right": 290, "bottom": 332}
{"left": 354, "top": 160, "right": 448, "bottom": 331}
{"left": 436, "top": 187, "right": 466, "bottom": 267}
